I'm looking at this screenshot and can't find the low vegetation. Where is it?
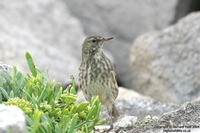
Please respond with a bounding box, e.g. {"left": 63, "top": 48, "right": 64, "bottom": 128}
{"left": 0, "top": 51, "right": 105, "bottom": 133}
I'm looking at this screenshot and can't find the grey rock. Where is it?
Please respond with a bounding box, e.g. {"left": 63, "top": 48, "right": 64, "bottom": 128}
{"left": 0, "top": 64, "right": 12, "bottom": 71}
{"left": 0, "top": 104, "right": 26, "bottom": 133}
{"left": 115, "top": 99, "right": 178, "bottom": 119}
{"left": 95, "top": 99, "right": 178, "bottom": 132}
{"left": 130, "top": 12, "right": 200, "bottom": 103}
{"left": 113, "top": 116, "right": 138, "bottom": 132}
{"left": 64, "top": 0, "right": 178, "bottom": 87}
{"left": 0, "top": 0, "right": 85, "bottom": 84}
{"left": 131, "top": 97, "right": 200, "bottom": 133}
{"left": 0, "top": 64, "right": 13, "bottom": 75}
{"left": 99, "top": 99, "right": 178, "bottom": 122}
{"left": 94, "top": 116, "right": 138, "bottom": 133}
{"left": 117, "top": 87, "right": 152, "bottom": 100}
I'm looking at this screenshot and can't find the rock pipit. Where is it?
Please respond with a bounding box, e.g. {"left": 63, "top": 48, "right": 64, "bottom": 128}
{"left": 79, "top": 35, "right": 119, "bottom": 130}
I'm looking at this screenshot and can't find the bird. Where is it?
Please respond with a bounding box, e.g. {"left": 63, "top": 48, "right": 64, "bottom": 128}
{"left": 79, "top": 35, "right": 119, "bottom": 129}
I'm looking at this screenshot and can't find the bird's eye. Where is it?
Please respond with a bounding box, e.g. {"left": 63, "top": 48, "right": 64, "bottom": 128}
{"left": 91, "top": 39, "right": 97, "bottom": 43}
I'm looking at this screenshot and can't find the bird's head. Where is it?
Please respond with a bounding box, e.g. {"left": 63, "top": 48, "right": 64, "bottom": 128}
{"left": 82, "top": 35, "right": 113, "bottom": 57}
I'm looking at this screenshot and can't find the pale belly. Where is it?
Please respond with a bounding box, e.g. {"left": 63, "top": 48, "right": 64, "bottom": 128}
{"left": 83, "top": 81, "right": 113, "bottom": 105}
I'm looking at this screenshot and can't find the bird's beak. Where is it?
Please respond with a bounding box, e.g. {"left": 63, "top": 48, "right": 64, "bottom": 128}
{"left": 104, "top": 37, "right": 114, "bottom": 41}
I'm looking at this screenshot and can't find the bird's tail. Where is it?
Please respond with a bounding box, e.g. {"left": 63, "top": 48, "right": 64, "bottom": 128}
{"left": 112, "top": 104, "right": 120, "bottom": 118}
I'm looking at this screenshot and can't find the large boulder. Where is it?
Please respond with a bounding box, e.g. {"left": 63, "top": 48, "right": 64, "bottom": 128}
{"left": 0, "top": 0, "right": 85, "bottom": 84}
{"left": 64, "top": 0, "right": 178, "bottom": 87}
{"left": 130, "top": 12, "right": 200, "bottom": 103}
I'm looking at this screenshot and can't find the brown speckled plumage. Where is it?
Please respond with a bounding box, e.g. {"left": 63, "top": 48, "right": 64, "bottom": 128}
{"left": 79, "top": 35, "right": 119, "bottom": 120}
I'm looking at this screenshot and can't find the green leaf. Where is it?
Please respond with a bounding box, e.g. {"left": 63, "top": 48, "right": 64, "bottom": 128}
{"left": 2, "top": 70, "right": 12, "bottom": 85}
{"left": 31, "top": 109, "right": 43, "bottom": 133}
{"left": 55, "top": 124, "right": 61, "bottom": 133}
{"left": 41, "top": 122, "right": 52, "bottom": 133}
{"left": 25, "top": 51, "right": 37, "bottom": 77}
{"left": 86, "top": 105, "right": 97, "bottom": 121}
{"left": 93, "top": 97, "right": 101, "bottom": 117}
{"left": 68, "top": 113, "right": 78, "bottom": 133}
{"left": 76, "top": 102, "right": 89, "bottom": 113}
{"left": 84, "top": 124, "right": 89, "bottom": 133}
{"left": 22, "top": 89, "right": 38, "bottom": 108}
{"left": 91, "top": 96, "right": 99, "bottom": 107}
{"left": 51, "top": 108, "right": 61, "bottom": 115}
{"left": 0, "top": 94, "right": 2, "bottom": 103}
{"left": 70, "top": 75, "right": 76, "bottom": 94}
{"left": 26, "top": 115, "right": 33, "bottom": 126}
{"left": 66, "top": 95, "right": 77, "bottom": 102}
{"left": 15, "top": 71, "right": 25, "bottom": 90}
{"left": 0, "top": 77, "right": 3, "bottom": 87}
{"left": 61, "top": 115, "right": 68, "bottom": 132}
{"left": 0, "top": 87, "right": 9, "bottom": 100}
{"left": 96, "top": 118, "right": 106, "bottom": 126}
{"left": 38, "top": 87, "right": 48, "bottom": 102}
{"left": 55, "top": 85, "right": 62, "bottom": 101}
{"left": 9, "top": 91, "right": 14, "bottom": 98}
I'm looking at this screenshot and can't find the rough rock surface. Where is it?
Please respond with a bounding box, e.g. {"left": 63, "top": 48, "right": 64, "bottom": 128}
{"left": 110, "top": 99, "right": 178, "bottom": 119}
{"left": 0, "top": 0, "right": 85, "bottom": 84}
{"left": 64, "top": 0, "right": 178, "bottom": 87}
{"left": 94, "top": 99, "right": 178, "bottom": 132}
{"left": 130, "top": 12, "right": 200, "bottom": 103}
{"left": 96, "top": 97, "right": 200, "bottom": 133}
{"left": 113, "top": 116, "right": 138, "bottom": 132}
{"left": 130, "top": 97, "right": 200, "bottom": 133}
{"left": 0, "top": 104, "right": 26, "bottom": 133}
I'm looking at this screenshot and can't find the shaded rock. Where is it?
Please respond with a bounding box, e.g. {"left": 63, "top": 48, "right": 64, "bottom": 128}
{"left": 174, "top": 0, "right": 200, "bottom": 23}
{"left": 0, "top": 0, "right": 85, "bottom": 84}
{"left": 0, "top": 104, "right": 26, "bottom": 133}
{"left": 64, "top": 0, "right": 178, "bottom": 88}
{"left": 130, "top": 97, "right": 200, "bottom": 133}
{"left": 130, "top": 12, "right": 200, "bottom": 103}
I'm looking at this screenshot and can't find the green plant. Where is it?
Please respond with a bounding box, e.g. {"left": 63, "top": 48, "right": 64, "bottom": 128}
{"left": 4, "top": 97, "right": 32, "bottom": 114}
{"left": 0, "top": 51, "right": 105, "bottom": 133}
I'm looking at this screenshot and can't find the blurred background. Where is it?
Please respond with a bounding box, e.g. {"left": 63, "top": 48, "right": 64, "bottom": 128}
{"left": 1, "top": 0, "right": 200, "bottom": 104}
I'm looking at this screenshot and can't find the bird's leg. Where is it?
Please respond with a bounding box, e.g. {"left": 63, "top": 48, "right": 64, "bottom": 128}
{"left": 108, "top": 111, "right": 114, "bottom": 131}
{"left": 102, "top": 117, "right": 113, "bottom": 133}
{"left": 101, "top": 108, "right": 114, "bottom": 133}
